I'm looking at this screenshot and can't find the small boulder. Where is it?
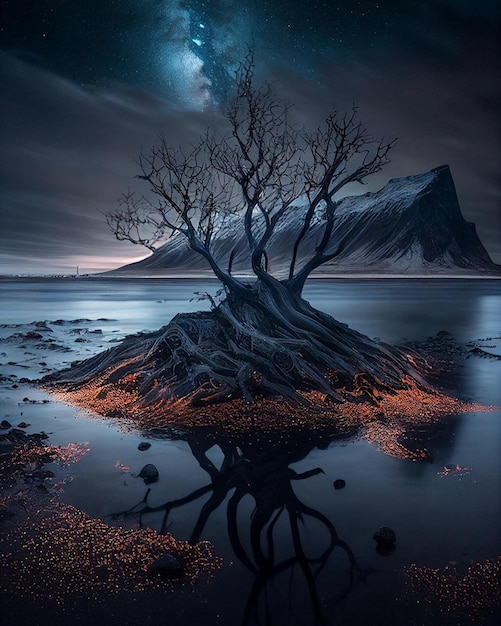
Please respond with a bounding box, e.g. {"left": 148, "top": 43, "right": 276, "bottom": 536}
{"left": 333, "top": 479, "right": 346, "bottom": 490}
{"left": 373, "top": 526, "right": 396, "bottom": 544}
{"left": 138, "top": 464, "right": 159, "bottom": 484}
{"left": 0, "top": 420, "right": 11, "bottom": 430}
{"left": 17, "top": 422, "right": 30, "bottom": 429}
{"left": 148, "top": 553, "right": 183, "bottom": 578}
{"left": 373, "top": 526, "right": 396, "bottom": 556}
{"left": 436, "top": 330, "right": 451, "bottom": 338}
{"left": 138, "top": 442, "right": 151, "bottom": 452}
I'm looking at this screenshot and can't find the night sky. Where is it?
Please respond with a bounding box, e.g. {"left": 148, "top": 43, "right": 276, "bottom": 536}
{"left": 1, "top": 0, "right": 500, "bottom": 274}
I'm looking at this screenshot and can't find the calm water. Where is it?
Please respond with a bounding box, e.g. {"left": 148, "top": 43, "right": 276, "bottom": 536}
{"left": 1, "top": 277, "right": 500, "bottom": 625}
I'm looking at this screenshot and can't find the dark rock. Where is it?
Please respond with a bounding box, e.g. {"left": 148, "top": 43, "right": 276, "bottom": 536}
{"left": 148, "top": 553, "right": 183, "bottom": 578}
{"left": 373, "top": 526, "right": 396, "bottom": 545}
{"left": 0, "top": 420, "right": 11, "bottom": 429}
{"left": 24, "top": 331, "right": 44, "bottom": 340}
{"left": 333, "top": 479, "right": 346, "bottom": 490}
{"left": 437, "top": 330, "right": 452, "bottom": 338}
{"left": 30, "top": 432, "right": 49, "bottom": 441}
{"left": 373, "top": 526, "right": 396, "bottom": 556}
{"left": 34, "top": 321, "right": 52, "bottom": 330}
{"left": 17, "top": 422, "right": 30, "bottom": 429}
{"left": 376, "top": 543, "right": 396, "bottom": 556}
{"left": 25, "top": 469, "right": 55, "bottom": 483}
{"left": 138, "top": 463, "right": 159, "bottom": 484}
{"left": 7, "top": 429, "right": 29, "bottom": 443}
{"left": 138, "top": 442, "right": 151, "bottom": 451}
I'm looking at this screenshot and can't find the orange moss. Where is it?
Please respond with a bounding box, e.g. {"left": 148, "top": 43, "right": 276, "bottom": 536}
{"left": 0, "top": 430, "right": 221, "bottom": 603}
{"left": 405, "top": 558, "right": 501, "bottom": 622}
{"left": 45, "top": 362, "right": 497, "bottom": 461}
{"left": 0, "top": 497, "right": 220, "bottom": 602}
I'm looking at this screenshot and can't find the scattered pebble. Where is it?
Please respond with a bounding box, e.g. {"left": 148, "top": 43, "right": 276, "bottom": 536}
{"left": 374, "top": 526, "right": 396, "bottom": 555}
{"left": 138, "top": 464, "right": 159, "bottom": 484}
{"left": 148, "top": 553, "right": 184, "bottom": 578}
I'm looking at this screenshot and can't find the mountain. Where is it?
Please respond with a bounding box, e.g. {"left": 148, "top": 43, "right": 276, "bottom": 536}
{"left": 106, "top": 165, "right": 500, "bottom": 277}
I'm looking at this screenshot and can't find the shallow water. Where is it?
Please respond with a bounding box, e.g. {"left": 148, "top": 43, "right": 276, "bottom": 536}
{"left": 1, "top": 277, "right": 500, "bottom": 625}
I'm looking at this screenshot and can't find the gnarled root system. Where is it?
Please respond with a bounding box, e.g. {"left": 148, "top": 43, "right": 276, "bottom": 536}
{"left": 45, "top": 287, "right": 427, "bottom": 414}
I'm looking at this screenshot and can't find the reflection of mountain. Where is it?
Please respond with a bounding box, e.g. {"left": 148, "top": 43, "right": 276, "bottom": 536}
{"left": 111, "top": 433, "right": 363, "bottom": 625}
{"left": 106, "top": 166, "right": 499, "bottom": 277}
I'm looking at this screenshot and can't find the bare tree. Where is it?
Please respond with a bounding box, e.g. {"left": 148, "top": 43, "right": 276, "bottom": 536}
{"left": 63, "top": 53, "right": 423, "bottom": 408}
{"left": 108, "top": 55, "right": 394, "bottom": 295}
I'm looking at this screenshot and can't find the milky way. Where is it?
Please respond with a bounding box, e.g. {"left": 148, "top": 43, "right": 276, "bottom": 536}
{"left": 0, "top": 0, "right": 401, "bottom": 110}
{"left": 149, "top": 1, "right": 250, "bottom": 108}
{"left": 127, "top": 0, "right": 401, "bottom": 109}
{"left": 148, "top": 1, "right": 261, "bottom": 109}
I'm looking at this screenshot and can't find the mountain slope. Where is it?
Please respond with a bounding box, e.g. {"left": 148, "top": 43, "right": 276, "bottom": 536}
{"left": 106, "top": 166, "right": 500, "bottom": 277}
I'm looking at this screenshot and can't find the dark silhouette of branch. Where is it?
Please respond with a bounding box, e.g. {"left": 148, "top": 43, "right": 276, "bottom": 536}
{"left": 109, "top": 434, "right": 364, "bottom": 625}
{"left": 107, "top": 51, "right": 393, "bottom": 295}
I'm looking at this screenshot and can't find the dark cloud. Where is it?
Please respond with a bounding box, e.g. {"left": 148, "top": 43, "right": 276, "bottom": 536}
{"left": 0, "top": 53, "right": 223, "bottom": 273}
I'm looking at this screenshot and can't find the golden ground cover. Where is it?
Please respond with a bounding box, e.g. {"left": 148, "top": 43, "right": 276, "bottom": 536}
{"left": 0, "top": 433, "right": 221, "bottom": 604}
{"left": 48, "top": 364, "right": 497, "bottom": 461}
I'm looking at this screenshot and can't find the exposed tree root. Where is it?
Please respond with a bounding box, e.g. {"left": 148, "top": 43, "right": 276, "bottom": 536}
{"left": 40, "top": 289, "right": 498, "bottom": 461}
{"left": 47, "top": 370, "right": 492, "bottom": 454}
{"left": 44, "top": 287, "right": 428, "bottom": 411}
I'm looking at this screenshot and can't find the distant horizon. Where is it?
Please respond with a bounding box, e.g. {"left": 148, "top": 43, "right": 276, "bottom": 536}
{"left": 2, "top": 271, "right": 500, "bottom": 281}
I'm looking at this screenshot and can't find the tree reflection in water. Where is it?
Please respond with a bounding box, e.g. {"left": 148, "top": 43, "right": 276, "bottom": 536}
{"left": 112, "top": 432, "right": 364, "bottom": 625}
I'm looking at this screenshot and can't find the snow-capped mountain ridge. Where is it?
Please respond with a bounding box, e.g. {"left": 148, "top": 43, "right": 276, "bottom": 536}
{"left": 106, "top": 166, "right": 499, "bottom": 277}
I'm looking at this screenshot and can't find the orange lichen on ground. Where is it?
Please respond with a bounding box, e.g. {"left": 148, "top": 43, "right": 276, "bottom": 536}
{"left": 0, "top": 431, "right": 221, "bottom": 603}
{"left": 405, "top": 558, "right": 501, "bottom": 622}
{"left": 339, "top": 383, "right": 493, "bottom": 460}
{"left": 46, "top": 366, "right": 497, "bottom": 461}
{"left": 0, "top": 497, "right": 220, "bottom": 603}
{"left": 10, "top": 440, "right": 90, "bottom": 468}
